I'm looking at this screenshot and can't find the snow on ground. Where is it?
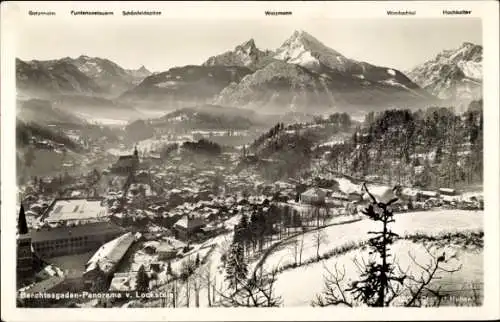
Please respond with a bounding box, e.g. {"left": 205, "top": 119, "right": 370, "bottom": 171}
{"left": 288, "top": 50, "right": 320, "bottom": 68}
{"left": 387, "top": 69, "right": 396, "bottom": 76}
{"left": 134, "top": 109, "right": 169, "bottom": 118}
{"left": 275, "top": 240, "right": 483, "bottom": 306}
{"left": 319, "top": 139, "right": 346, "bottom": 147}
{"left": 334, "top": 176, "right": 391, "bottom": 196}
{"left": 74, "top": 112, "right": 130, "bottom": 126}
{"left": 155, "top": 81, "right": 182, "bottom": 88}
{"left": 335, "top": 177, "right": 360, "bottom": 194}
{"left": 260, "top": 210, "right": 483, "bottom": 272}
{"left": 47, "top": 251, "right": 95, "bottom": 277}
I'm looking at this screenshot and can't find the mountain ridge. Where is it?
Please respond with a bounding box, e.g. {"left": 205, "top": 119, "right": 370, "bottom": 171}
{"left": 203, "top": 39, "right": 277, "bottom": 70}
{"left": 212, "top": 31, "right": 434, "bottom": 113}
{"left": 407, "top": 42, "right": 482, "bottom": 100}
{"left": 17, "top": 55, "right": 152, "bottom": 97}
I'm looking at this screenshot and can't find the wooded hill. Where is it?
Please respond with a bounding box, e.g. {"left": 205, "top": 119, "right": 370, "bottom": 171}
{"left": 321, "top": 100, "right": 483, "bottom": 189}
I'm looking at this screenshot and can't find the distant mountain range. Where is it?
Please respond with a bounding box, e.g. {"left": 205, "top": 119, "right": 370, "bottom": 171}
{"left": 16, "top": 30, "right": 482, "bottom": 122}
{"left": 16, "top": 58, "right": 103, "bottom": 97}
{"left": 16, "top": 56, "right": 151, "bottom": 97}
{"left": 407, "top": 42, "right": 482, "bottom": 101}
{"left": 16, "top": 56, "right": 152, "bottom": 123}
{"left": 123, "top": 30, "right": 437, "bottom": 114}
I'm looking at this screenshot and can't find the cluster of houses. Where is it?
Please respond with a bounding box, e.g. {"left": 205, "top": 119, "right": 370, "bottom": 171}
{"left": 295, "top": 181, "right": 483, "bottom": 213}
{"left": 27, "top": 136, "right": 67, "bottom": 152}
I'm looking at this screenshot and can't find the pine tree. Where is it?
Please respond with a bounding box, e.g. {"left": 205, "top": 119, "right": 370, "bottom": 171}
{"left": 225, "top": 241, "right": 248, "bottom": 291}
{"left": 166, "top": 261, "right": 173, "bottom": 276}
{"left": 235, "top": 213, "right": 250, "bottom": 254}
{"left": 434, "top": 145, "right": 443, "bottom": 164}
{"left": 90, "top": 263, "right": 107, "bottom": 292}
{"left": 136, "top": 265, "right": 150, "bottom": 293}
{"left": 346, "top": 184, "right": 402, "bottom": 306}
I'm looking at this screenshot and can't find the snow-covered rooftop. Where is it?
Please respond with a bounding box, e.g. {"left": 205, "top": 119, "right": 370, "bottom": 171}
{"left": 86, "top": 232, "right": 135, "bottom": 274}
{"left": 45, "top": 199, "right": 108, "bottom": 224}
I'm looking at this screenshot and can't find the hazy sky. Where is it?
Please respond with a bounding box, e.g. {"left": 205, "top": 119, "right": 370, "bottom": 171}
{"left": 17, "top": 17, "right": 481, "bottom": 72}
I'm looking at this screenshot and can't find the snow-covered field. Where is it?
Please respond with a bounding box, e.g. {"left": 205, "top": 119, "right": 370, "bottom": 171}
{"left": 275, "top": 240, "right": 482, "bottom": 306}
{"left": 260, "top": 210, "right": 482, "bottom": 272}
{"left": 265, "top": 209, "right": 483, "bottom": 306}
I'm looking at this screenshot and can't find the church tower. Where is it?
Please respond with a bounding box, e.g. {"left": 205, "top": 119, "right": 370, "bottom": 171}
{"left": 17, "top": 204, "right": 33, "bottom": 282}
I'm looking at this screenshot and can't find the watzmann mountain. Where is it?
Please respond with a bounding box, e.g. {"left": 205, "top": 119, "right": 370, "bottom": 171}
{"left": 213, "top": 31, "right": 434, "bottom": 113}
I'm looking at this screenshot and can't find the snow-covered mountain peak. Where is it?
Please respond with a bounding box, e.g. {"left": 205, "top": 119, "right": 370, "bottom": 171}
{"left": 274, "top": 30, "right": 346, "bottom": 71}
{"left": 407, "top": 42, "right": 482, "bottom": 100}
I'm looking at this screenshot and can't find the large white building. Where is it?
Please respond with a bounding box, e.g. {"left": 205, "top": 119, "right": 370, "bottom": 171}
{"left": 85, "top": 232, "right": 135, "bottom": 275}
{"left": 43, "top": 198, "right": 109, "bottom": 225}
{"left": 83, "top": 232, "right": 136, "bottom": 290}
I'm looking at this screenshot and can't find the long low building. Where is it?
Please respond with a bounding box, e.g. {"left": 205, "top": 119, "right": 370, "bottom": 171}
{"left": 83, "top": 232, "right": 136, "bottom": 290}
{"left": 85, "top": 232, "right": 135, "bottom": 275}
{"left": 31, "top": 222, "right": 126, "bottom": 259}
{"left": 43, "top": 198, "right": 109, "bottom": 225}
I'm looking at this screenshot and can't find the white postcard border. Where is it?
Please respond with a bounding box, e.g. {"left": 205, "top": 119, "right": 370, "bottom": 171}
{"left": 1, "top": 1, "right": 499, "bottom": 321}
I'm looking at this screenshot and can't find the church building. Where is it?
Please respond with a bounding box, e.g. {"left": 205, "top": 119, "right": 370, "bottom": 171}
{"left": 111, "top": 146, "right": 140, "bottom": 175}
{"left": 17, "top": 205, "right": 34, "bottom": 284}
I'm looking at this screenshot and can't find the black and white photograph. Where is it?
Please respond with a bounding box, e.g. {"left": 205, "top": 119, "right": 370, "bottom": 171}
{"left": 1, "top": 1, "right": 499, "bottom": 320}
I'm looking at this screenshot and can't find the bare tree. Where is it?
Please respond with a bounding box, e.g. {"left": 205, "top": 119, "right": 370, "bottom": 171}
{"left": 200, "top": 258, "right": 214, "bottom": 307}
{"left": 171, "top": 279, "right": 178, "bottom": 308}
{"left": 299, "top": 228, "right": 306, "bottom": 265}
{"left": 314, "top": 228, "right": 328, "bottom": 261}
{"left": 313, "top": 263, "right": 353, "bottom": 307}
{"left": 290, "top": 239, "right": 299, "bottom": 265}
{"left": 192, "top": 270, "right": 202, "bottom": 307}
{"left": 212, "top": 275, "right": 217, "bottom": 304}
{"left": 180, "top": 258, "right": 195, "bottom": 307}
{"left": 216, "top": 268, "right": 282, "bottom": 307}
{"left": 400, "top": 245, "right": 462, "bottom": 307}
